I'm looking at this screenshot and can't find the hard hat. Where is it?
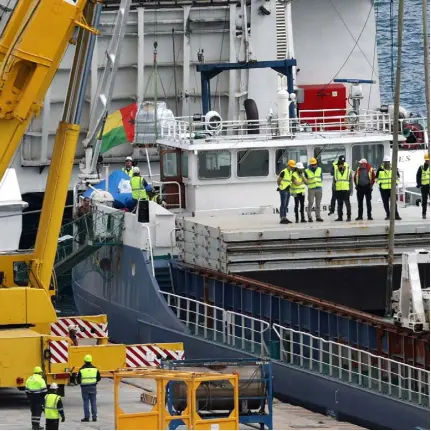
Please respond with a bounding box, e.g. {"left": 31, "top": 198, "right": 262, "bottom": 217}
{"left": 287, "top": 160, "right": 296, "bottom": 168}
{"left": 383, "top": 155, "right": 391, "bottom": 162}
{"left": 309, "top": 157, "right": 317, "bottom": 165}
{"left": 125, "top": 156, "right": 133, "bottom": 161}
{"left": 50, "top": 383, "right": 58, "bottom": 390}
{"left": 132, "top": 166, "right": 140, "bottom": 175}
{"left": 68, "top": 324, "right": 79, "bottom": 331}
{"left": 295, "top": 162, "right": 304, "bottom": 169}
{"left": 338, "top": 155, "right": 345, "bottom": 163}
{"left": 145, "top": 185, "right": 153, "bottom": 193}
{"left": 425, "top": 153, "right": 430, "bottom": 161}
{"left": 33, "top": 366, "right": 42, "bottom": 374}
{"left": 84, "top": 354, "right": 92, "bottom": 363}
{"left": 359, "top": 158, "right": 368, "bottom": 164}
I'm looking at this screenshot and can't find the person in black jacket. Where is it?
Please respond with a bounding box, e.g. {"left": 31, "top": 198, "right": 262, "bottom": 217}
{"left": 416, "top": 153, "right": 430, "bottom": 219}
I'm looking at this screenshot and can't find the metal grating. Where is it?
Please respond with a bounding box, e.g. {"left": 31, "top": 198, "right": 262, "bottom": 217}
{"left": 276, "top": 1, "right": 286, "bottom": 60}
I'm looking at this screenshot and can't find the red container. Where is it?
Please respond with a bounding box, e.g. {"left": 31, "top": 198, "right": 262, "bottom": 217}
{"left": 297, "top": 84, "right": 347, "bottom": 131}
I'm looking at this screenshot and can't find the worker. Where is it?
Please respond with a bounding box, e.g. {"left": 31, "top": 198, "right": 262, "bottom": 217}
{"left": 43, "top": 383, "right": 65, "bottom": 430}
{"left": 376, "top": 155, "right": 401, "bottom": 220}
{"left": 353, "top": 158, "right": 376, "bottom": 221}
{"left": 25, "top": 366, "right": 47, "bottom": 430}
{"left": 122, "top": 156, "right": 134, "bottom": 177}
{"left": 304, "top": 157, "right": 323, "bottom": 222}
{"left": 291, "top": 162, "right": 308, "bottom": 223}
{"left": 334, "top": 158, "right": 353, "bottom": 222}
{"left": 130, "top": 166, "right": 149, "bottom": 211}
{"left": 74, "top": 197, "right": 93, "bottom": 245}
{"left": 147, "top": 186, "right": 167, "bottom": 208}
{"left": 329, "top": 156, "right": 349, "bottom": 215}
{"left": 416, "top": 153, "right": 430, "bottom": 219}
{"left": 68, "top": 324, "right": 79, "bottom": 346}
{"left": 276, "top": 159, "right": 295, "bottom": 224}
{"left": 77, "top": 354, "right": 101, "bottom": 423}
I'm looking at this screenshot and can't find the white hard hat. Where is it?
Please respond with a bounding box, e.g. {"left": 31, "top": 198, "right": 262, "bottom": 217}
{"left": 295, "top": 162, "right": 304, "bottom": 169}
{"left": 50, "top": 383, "right": 58, "bottom": 390}
{"left": 383, "top": 155, "right": 391, "bottom": 162}
{"left": 359, "top": 158, "right": 367, "bottom": 164}
{"left": 125, "top": 156, "right": 133, "bottom": 161}
{"left": 132, "top": 166, "right": 140, "bottom": 174}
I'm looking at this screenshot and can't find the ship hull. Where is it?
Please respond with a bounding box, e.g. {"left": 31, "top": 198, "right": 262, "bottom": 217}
{"left": 72, "top": 244, "right": 430, "bottom": 430}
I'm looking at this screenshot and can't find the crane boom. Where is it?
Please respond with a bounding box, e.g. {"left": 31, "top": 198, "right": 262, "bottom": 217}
{"left": 0, "top": 0, "right": 99, "bottom": 326}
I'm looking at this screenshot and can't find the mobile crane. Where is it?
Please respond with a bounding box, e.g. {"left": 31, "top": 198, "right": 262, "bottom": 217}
{"left": 0, "top": 0, "right": 184, "bottom": 391}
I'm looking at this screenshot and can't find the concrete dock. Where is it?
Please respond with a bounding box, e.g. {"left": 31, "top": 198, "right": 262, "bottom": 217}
{"left": 0, "top": 379, "right": 365, "bottom": 430}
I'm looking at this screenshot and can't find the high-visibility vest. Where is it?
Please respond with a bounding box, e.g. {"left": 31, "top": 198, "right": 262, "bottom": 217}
{"left": 44, "top": 394, "right": 62, "bottom": 420}
{"left": 290, "top": 172, "right": 306, "bottom": 194}
{"left": 421, "top": 165, "right": 430, "bottom": 186}
{"left": 122, "top": 167, "right": 133, "bottom": 178}
{"left": 377, "top": 168, "right": 398, "bottom": 189}
{"left": 79, "top": 367, "right": 98, "bottom": 386}
{"left": 130, "top": 176, "right": 148, "bottom": 200}
{"left": 25, "top": 374, "right": 47, "bottom": 394}
{"left": 354, "top": 167, "right": 373, "bottom": 185}
{"left": 278, "top": 168, "right": 292, "bottom": 191}
{"left": 305, "top": 167, "right": 322, "bottom": 189}
{"left": 335, "top": 167, "right": 351, "bottom": 191}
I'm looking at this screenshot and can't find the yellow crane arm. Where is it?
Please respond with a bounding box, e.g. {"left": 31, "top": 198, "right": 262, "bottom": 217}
{"left": 0, "top": 0, "right": 100, "bottom": 326}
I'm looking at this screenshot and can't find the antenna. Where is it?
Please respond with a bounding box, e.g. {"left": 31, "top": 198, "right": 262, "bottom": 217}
{"left": 334, "top": 78, "right": 376, "bottom": 115}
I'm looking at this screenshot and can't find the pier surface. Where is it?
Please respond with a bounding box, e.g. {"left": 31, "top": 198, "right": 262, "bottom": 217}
{"left": 0, "top": 379, "right": 365, "bottom": 430}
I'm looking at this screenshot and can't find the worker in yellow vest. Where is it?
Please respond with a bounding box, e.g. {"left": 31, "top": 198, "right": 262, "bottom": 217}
{"left": 77, "top": 354, "right": 101, "bottom": 422}
{"left": 122, "top": 156, "right": 134, "bottom": 177}
{"left": 416, "top": 153, "right": 430, "bottom": 219}
{"left": 376, "top": 155, "right": 401, "bottom": 221}
{"left": 304, "top": 158, "right": 324, "bottom": 222}
{"left": 334, "top": 158, "right": 353, "bottom": 222}
{"left": 291, "top": 162, "right": 308, "bottom": 223}
{"left": 43, "top": 383, "right": 65, "bottom": 430}
{"left": 277, "top": 159, "right": 295, "bottom": 224}
{"left": 25, "top": 366, "right": 47, "bottom": 430}
{"left": 130, "top": 166, "right": 149, "bottom": 212}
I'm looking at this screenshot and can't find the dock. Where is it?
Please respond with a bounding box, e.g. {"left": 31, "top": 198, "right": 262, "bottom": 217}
{"left": 0, "top": 379, "right": 365, "bottom": 430}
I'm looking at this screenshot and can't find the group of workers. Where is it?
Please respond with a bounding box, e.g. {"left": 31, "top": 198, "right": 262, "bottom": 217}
{"left": 277, "top": 153, "right": 430, "bottom": 224}
{"left": 25, "top": 355, "right": 100, "bottom": 430}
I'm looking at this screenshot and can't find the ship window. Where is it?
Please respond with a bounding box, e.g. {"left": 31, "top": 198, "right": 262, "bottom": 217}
{"left": 314, "top": 146, "right": 346, "bottom": 174}
{"left": 181, "top": 152, "right": 188, "bottom": 178}
{"left": 198, "top": 151, "right": 231, "bottom": 179}
{"left": 237, "top": 149, "right": 269, "bottom": 177}
{"left": 352, "top": 144, "right": 384, "bottom": 169}
{"left": 162, "top": 152, "right": 178, "bottom": 177}
{"left": 275, "top": 147, "right": 307, "bottom": 174}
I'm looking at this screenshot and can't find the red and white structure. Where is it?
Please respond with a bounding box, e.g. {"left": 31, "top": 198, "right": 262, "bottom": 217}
{"left": 50, "top": 317, "right": 108, "bottom": 339}
{"left": 125, "top": 345, "right": 185, "bottom": 368}
{"left": 48, "top": 340, "right": 69, "bottom": 364}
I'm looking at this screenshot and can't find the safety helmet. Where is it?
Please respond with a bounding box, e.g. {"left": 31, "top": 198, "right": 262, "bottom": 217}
{"left": 287, "top": 160, "right": 296, "bottom": 168}
{"left": 309, "top": 157, "right": 317, "bottom": 165}
{"left": 84, "top": 354, "right": 92, "bottom": 363}
{"left": 125, "top": 156, "right": 133, "bottom": 162}
{"left": 295, "top": 162, "right": 304, "bottom": 170}
{"left": 359, "top": 158, "right": 368, "bottom": 164}
{"left": 383, "top": 155, "right": 391, "bottom": 162}
{"left": 338, "top": 155, "right": 345, "bottom": 163}
{"left": 50, "top": 383, "right": 58, "bottom": 390}
{"left": 33, "top": 366, "right": 42, "bottom": 374}
{"left": 425, "top": 153, "right": 430, "bottom": 161}
{"left": 68, "top": 324, "right": 79, "bottom": 332}
{"left": 132, "top": 166, "right": 140, "bottom": 175}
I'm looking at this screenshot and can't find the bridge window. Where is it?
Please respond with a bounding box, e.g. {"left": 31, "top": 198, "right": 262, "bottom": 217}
{"left": 275, "top": 147, "right": 307, "bottom": 174}
{"left": 352, "top": 144, "right": 384, "bottom": 169}
{"left": 198, "top": 151, "right": 231, "bottom": 179}
{"left": 314, "top": 146, "right": 346, "bottom": 174}
{"left": 162, "top": 152, "right": 178, "bottom": 177}
{"left": 181, "top": 152, "right": 189, "bottom": 178}
{"left": 237, "top": 150, "right": 269, "bottom": 177}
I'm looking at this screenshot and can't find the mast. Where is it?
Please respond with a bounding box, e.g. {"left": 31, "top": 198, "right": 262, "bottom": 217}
{"left": 385, "top": 0, "right": 405, "bottom": 317}
{"left": 422, "top": 0, "right": 430, "bottom": 153}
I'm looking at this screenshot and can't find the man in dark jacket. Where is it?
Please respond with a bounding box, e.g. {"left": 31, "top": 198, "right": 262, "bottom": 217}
{"left": 416, "top": 153, "right": 430, "bottom": 219}
{"left": 353, "top": 158, "right": 376, "bottom": 220}
{"left": 77, "top": 355, "right": 101, "bottom": 422}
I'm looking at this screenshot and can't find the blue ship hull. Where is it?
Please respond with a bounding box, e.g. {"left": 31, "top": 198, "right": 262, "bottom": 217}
{"left": 72, "top": 244, "right": 430, "bottom": 430}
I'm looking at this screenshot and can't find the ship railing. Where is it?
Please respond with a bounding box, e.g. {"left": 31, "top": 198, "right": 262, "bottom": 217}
{"left": 273, "top": 324, "right": 430, "bottom": 407}
{"left": 158, "top": 110, "right": 393, "bottom": 143}
{"left": 152, "top": 180, "right": 182, "bottom": 209}
{"left": 161, "top": 291, "right": 270, "bottom": 357}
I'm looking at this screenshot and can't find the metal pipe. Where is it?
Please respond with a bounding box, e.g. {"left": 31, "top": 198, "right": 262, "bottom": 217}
{"left": 172, "top": 28, "right": 179, "bottom": 116}
{"left": 385, "top": 0, "right": 404, "bottom": 317}
{"left": 422, "top": 0, "right": 430, "bottom": 155}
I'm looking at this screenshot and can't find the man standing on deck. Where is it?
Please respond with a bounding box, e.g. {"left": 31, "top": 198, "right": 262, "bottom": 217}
{"left": 130, "top": 166, "right": 150, "bottom": 212}
{"left": 77, "top": 354, "right": 101, "bottom": 423}
{"left": 416, "top": 153, "right": 430, "bottom": 219}
{"left": 376, "top": 155, "right": 401, "bottom": 221}
{"left": 329, "top": 156, "right": 349, "bottom": 215}
{"left": 25, "top": 366, "right": 47, "bottom": 430}
{"left": 122, "top": 156, "right": 134, "bottom": 177}
{"left": 353, "top": 159, "right": 375, "bottom": 221}
{"left": 334, "top": 158, "right": 353, "bottom": 222}
{"left": 304, "top": 158, "right": 323, "bottom": 222}
{"left": 277, "top": 159, "right": 295, "bottom": 224}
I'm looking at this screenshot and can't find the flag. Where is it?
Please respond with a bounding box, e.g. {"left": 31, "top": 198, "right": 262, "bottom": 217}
{"left": 100, "top": 103, "right": 138, "bottom": 153}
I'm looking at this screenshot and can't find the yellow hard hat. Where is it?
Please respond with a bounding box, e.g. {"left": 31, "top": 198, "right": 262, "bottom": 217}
{"left": 33, "top": 366, "right": 42, "bottom": 374}
{"left": 310, "top": 157, "right": 318, "bottom": 165}
{"left": 425, "top": 153, "right": 430, "bottom": 161}
{"left": 287, "top": 160, "right": 296, "bottom": 168}
{"left": 84, "top": 354, "right": 92, "bottom": 363}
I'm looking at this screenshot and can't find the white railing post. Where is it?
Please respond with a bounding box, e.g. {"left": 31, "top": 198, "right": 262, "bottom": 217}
{"left": 142, "top": 224, "right": 155, "bottom": 277}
